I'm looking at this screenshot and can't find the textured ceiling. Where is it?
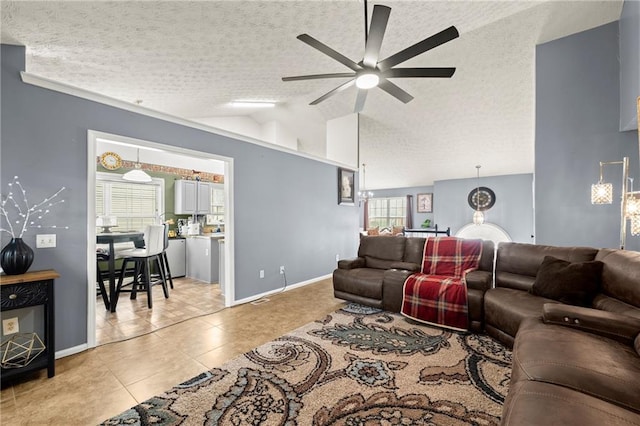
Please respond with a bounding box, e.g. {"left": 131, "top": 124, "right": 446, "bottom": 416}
{"left": 1, "top": 0, "right": 624, "bottom": 188}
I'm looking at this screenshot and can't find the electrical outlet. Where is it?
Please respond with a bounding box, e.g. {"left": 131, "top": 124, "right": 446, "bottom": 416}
{"left": 36, "top": 234, "right": 56, "bottom": 248}
{"left": 259, "top": 270, "right": 265, "bottom": 279}
{"left": 2, "top": 317, "right": 19, "bottom": 335}
{"left": 279, "top": 266, "right": 285, "bottom": 274}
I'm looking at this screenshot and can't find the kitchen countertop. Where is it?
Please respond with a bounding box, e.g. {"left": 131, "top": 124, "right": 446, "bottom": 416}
{"left": 184, "top": 233, "right": 225, "bottom": 239}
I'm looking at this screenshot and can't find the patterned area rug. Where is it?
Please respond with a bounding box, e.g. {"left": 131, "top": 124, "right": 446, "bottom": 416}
{"left": 101, "top": 304, "right": 511, "bottom": 425}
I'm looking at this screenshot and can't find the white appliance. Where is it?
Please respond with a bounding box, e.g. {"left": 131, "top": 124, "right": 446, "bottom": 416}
{"left": 187, "top": 223, "right": 200, "bottom": 235}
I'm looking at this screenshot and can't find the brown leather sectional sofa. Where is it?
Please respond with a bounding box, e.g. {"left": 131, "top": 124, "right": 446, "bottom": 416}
{"left": 332, "top": 236, "right": 494, "bottom": 332}
{"left": 332, "top": 237, "right": 640, "bottom": 425}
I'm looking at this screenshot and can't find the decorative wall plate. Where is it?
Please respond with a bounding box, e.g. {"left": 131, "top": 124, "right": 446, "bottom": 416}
{"left": 100, "top": 151, "right": 122, "bottom": 170}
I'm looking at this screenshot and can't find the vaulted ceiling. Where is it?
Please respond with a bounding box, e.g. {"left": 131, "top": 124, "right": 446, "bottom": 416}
{"left": 1, "top": 1, "right": 624, "bottom": 188}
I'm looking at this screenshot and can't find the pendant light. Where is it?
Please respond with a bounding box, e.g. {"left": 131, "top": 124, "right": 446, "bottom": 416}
{"left": 122, "top": 148, "right": 152, "bottom": 183}
{"left": 358, "top": 163, "right": 373, "bottom": 204}
{"left": 473, "top": 165, "right": 485, "bottom": 225}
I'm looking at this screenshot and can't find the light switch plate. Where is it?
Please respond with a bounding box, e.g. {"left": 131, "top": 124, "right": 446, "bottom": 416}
{"left": 36, "top": 234, "right": 56, "bottom": 248}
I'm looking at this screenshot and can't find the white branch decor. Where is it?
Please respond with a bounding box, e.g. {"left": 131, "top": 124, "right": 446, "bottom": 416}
{"left": 1, "top": 176, "right": 68, "bottom": 238}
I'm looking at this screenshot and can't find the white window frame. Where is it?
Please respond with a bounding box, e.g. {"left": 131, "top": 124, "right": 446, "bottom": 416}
{"left": 368, "top": 196, "right": 406, "bottom": 228}
{"left": 96, "top": 172, "right": 164, "bottom": 231}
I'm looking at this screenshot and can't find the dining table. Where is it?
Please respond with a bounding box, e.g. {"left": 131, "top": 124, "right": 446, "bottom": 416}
{"left": 97, "top": 231, "right": 144, "bottom": 312}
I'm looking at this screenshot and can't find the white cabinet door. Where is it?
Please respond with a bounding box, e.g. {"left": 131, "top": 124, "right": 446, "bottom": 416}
{"left": 166, "top": 239, "right": 186, "bottom": 277}
{"left": 175, "top": 180, "right": 197, "bottom": 214}
{"left": 175, "top": 180, "right": 212, "bottom": 214}
{"left": 186, "top": 237, "right": 210, "bottom": 282}
{"left": 196, "top": 182, "right": 211, "bottom": 214}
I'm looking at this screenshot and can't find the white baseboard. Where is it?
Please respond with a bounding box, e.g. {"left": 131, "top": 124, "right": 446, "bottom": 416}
{"left": 232, "top": 274, "right": 332, "bottom": 306}
{"left": 55, "top": 343, "right": 88, "bottom": 359}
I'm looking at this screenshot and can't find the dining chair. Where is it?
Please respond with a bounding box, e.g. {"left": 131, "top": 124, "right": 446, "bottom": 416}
{"left": 96, "top": 252, "right": 110, "bottom": 310}
{"left": 115, "top": 224, "right": 169, "bottom": 309}
{"left": 160, "top": 223, "right": 174, "bottom": 289}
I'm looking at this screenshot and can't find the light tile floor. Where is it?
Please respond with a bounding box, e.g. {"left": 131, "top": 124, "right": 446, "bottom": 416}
{"left": 96, "top": 277, "right": 226, "bottom": 345}
{"left": 0, "top": 278, "right": 344, "bottom": 425}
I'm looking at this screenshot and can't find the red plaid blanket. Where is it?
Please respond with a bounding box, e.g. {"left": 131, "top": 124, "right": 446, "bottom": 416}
{"left": 401, "top": 237, "right": 483, "bottom": 331}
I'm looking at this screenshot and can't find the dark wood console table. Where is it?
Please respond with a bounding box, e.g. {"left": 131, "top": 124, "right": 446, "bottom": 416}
{"left": 0, "top": 269, "right": 58, "bottom": 382}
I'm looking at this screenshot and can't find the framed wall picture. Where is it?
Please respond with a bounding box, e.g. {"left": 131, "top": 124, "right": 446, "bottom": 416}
{"left": 417, "top": 193, "right": 433, "bottom": 213}
{"left": 338, "top": 168, "right": 355, "bottom": 205}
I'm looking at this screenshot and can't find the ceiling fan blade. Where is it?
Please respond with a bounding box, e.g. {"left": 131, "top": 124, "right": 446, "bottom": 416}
{"left": 377, "top": 26, "right": 459, "bottom": 71}
{"left": 297, "top": 34, "right": 362, "bottom": 72}
{"left": 382, "top": 67, "right": 456, "bottom": 78}
{"left": 363, "top": 5, "right": 391, "bottom": 68}
{"left": 354, "top": 89, "right": 368, "bottom": 113}
{"left": 282, "top": 72, "right": 356, "bottom": 82}
{"left": 310, "top": 79, "right": 356, "bottom": 105}
{"left": 378, "top": 79, "right": 414, "bottom": 104}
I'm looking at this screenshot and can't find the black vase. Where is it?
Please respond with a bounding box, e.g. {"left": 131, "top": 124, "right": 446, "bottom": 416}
{"left": 1, "top": 238, "right": 34, "bottom": 275}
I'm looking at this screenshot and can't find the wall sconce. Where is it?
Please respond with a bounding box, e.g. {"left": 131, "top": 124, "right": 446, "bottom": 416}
{"left": 590, "top": 157, "right": 640, "bottom": 248}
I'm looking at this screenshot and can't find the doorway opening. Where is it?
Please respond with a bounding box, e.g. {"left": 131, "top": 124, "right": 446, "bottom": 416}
{"left": 86, "top": 130, "right": 235, "bottom": 347}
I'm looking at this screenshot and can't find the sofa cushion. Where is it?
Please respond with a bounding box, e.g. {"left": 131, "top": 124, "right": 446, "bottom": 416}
{"left": 358, "top": 236, "right": 406, "bottom": 269}
{"left": 332, "top": 268, "right": 385, "bottom": 300}
{"left": 592, "top": 294, "right": 640, "bottom": 320}
{"left": 513, "top": 317, "right": 640, "bottom": 413}
{"left": 530, "top": 256, "right": 603, "bottom": 307}
{"left": 596, "top": 249, "right": 640, "bottom": 309}
{"left": 495, "top": 242, "right": 598, "bottom": 290}
{"left": 501, "top": 380, "right": 640, "bottom": 426}
{"left": 484, "top": 287, "right": 559, "bottom": 339}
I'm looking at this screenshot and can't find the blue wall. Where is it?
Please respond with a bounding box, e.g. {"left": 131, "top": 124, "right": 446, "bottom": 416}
{"left": 536, "top": 21, "right": 639, "bottom": 250}
{"left": 434, "top": 174, "right": 533, "bottom": 243}
{"left": 366, "top": 174, "right": 534, "bottom": 243}
{"left": 1, "top": 44, "right": 360, "bottom": 351}
{"left": 620, "top": 0, "right": 639, "bottom": 131}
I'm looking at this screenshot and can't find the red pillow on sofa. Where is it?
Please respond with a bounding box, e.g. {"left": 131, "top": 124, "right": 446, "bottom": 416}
{"left": 530, "top": 256, "right": 603, "bottom": 307}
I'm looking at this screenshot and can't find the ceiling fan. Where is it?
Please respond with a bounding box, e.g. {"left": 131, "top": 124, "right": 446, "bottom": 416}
{"left": 282, "top": 1, "right": 459, "bottom": 113}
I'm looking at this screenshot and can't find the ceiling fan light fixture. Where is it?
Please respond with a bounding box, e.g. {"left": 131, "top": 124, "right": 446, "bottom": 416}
{"left": 355, "top": 73, "right": 380, "bottom": 89}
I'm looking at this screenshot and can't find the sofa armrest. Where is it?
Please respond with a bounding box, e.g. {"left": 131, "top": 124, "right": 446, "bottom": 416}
{"left": 389, "top": 261, "right": 420, "bottom": 272}
{"left": 337, "top": 257, "right": 366, "bottom": 270}
{"left": 542, "top": 303, "right": 640, "bottom": 344}
{"left": 465, "top": 270, "right": 492, "bottom": 292}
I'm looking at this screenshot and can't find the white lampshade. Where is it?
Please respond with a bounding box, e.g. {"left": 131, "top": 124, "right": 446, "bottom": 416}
{"left": 591, "top": 182, "right": 613, "bottom": 204}
{"left": 123, "top": 148, "right": 152, "bottom": 182}
{"left": 122, "top": 167, "right": 152, "bottom": 182}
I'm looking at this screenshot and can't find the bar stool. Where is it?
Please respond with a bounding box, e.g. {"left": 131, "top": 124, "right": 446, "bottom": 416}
{"left": 116, "top": 224, "right": 169, "bottom": 308}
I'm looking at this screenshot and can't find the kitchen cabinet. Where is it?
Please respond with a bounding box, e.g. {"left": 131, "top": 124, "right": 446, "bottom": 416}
{"left": 186, "top": 236, "right": 220, "bottom": 283}
{"left": 166, "top": 238, "right": 186, "bottom": 278}
{"left": 174, "top": 180, "right": 211, "bottom": 214}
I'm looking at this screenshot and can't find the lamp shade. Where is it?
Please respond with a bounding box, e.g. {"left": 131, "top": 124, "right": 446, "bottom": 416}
{"left": 591, "top": 182, "right": 613, "bottom": 204}
{"left": 625, "top": 194, "right": 640, "bottom": 217}
{"left": 122, "top": 167, "right": 152, "bottom": 183}
{"left": 631, "top": 215, "right": 640, "bottom": 236}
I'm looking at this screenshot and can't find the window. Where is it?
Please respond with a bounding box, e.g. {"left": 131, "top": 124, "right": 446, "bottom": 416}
{"left": 96, "top": 172, "right": 164, "bottom": 232}
{"left": 209, "top": 184, "right": 224, "bottom": 224}
{"left": 368, "top": 197, "right": 406, "bottom": 228}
